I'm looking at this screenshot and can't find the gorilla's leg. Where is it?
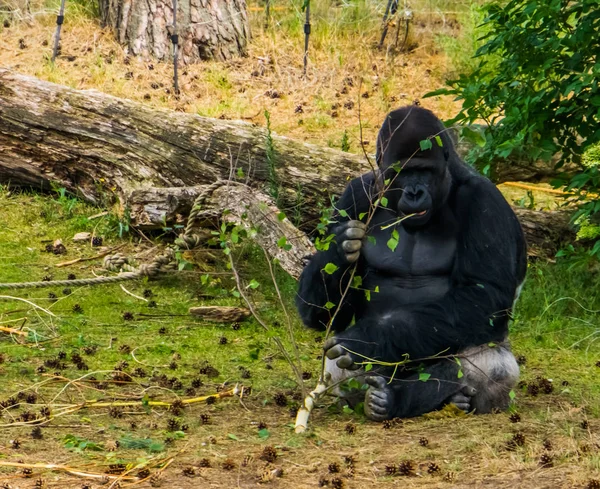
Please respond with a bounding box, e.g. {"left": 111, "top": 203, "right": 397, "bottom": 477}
{"left": 364, "top": 360, "right": 467, "bottom": 421}
{"left": 459, "top": 343, "right": 520, "bottom": 413}
{"left": 364, "top": 343, "right": 519, "bottom": 420}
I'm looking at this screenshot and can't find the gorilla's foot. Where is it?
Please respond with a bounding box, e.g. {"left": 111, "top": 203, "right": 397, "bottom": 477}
{"left": 446, "top": 385, "right": 477, "bottom": 412}
{"left": 364, "top": 376, "right": 394, "bottom": 421}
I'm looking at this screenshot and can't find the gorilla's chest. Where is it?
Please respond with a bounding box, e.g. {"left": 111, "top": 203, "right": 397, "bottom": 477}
{"left": 362, "top": 209, "right": 458, "bottom": 279}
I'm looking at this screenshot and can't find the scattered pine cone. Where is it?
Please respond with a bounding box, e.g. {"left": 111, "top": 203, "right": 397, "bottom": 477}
{"left": 133, "top": 367, "right": 147, "bottom": 377}
{"left": 31, "top": 426, "right": 43, "bottom": 439}
{"left": 206, "top": 396, "right": 217, "bottom": 405}
{"left": 72, "top": 303, "right": 83, "bottom": 313}
{"left": 274, "top": 392, "right": 287, "bottom": 407}
{"left": 595, "top": 360, "right": 600, "bottom": 368}
{"left": 158, "top": 326, "right": 167, "bottom": 335}
{"left": 509, "top": 412, "right": 521, "bottom": 423}
{"left": 148, "top": 300, "right": 157, "bottom": 308}
{"left": 200, "top": 413, "right": 210, "bottom": 424}
{"left": 328, "top": 462, "right": 340, "bottom": 474}
{"left": 67, "top": 273, "right": 76, "bottom": 280}
{"left": 419, "top": 437, "right": 429, "bottom": 447}
{"left": 444, "top": 472, "right": 456, "bottom": 482}
{"left": 585, "top": 480, "right": 600, "bottom": 489}
{"left": 122, "top": 311, "right": 134, "bottom": 321}
{"left": 222, "top": 459, "right": 236, "bottom": 471}
{"left": 199, "top": 458, "right": 211, "bottom": 467}
{"left": 118, "top": 344, "right": 132, "bottom": 354}
{"left": 10, "top": 439, "right": 21, "bottom": 449}
{"left": 143, "top": 289, "right": 153, "bottom": 298}
{"left": 397, "top": 460, "right": 415, "bottom": 476}
{"left": 40, "top": 406, "right": 51, "bottom": 418}
{"left": 538, "top": 378, "right": 554, "bottom": 394}
{"left": 232, "top": 322, "right": 241, "bottom": 330}
{"left": 219, "top": 336, "right": 228, "bottom": 345}
{"left": 302, "top": 371, "right": 313, "bottom": 380}
{"left": 22, "top": 466, "right": 33, "bottom": 477}
{"left": 382, "top": 419, "right": 393, "bottom": 429}
{"left": 167, "top": 418, "right": 181, "bottom": 431}
{"left": 260, "top": 446, "right": 278, "bottom": 463}
{"left": 191, "top": 378, "right": 203, "bottom": 388}
{"left": 331, "top": 477, "right": 344, "bottom": 489}
{"left": 581, "top": 420, "right": 590, "bottom": 429}
{"left": 385, "top": 464, "right": 397, "bottom": 475}
{"left": 170, "top": 399, "right": 184, "bottom": 415}
{"left": 63, "top": 288, "right": 72, "bottom": 295}
{"left": 182, "top": 466, "right": 196, "bottom": 477}
{"left": 319, "top": 477, "right": 330, "bottom": 487}
{"left": 48, "top": 292, "right": 57, "bottom": 301}
{"left": 512, "top": 432, "right": 526, "bottom": 447}
{"left": 527, "top": 383, "right": 539, "bottom": 396}
{"left": 92, "top": 236, "right": 103, "bottom": 247}
{"left": 26, "top": 393, "right": 37, "bottom": 404}
{"left": 257, "top": 421, "right": 268, "bottom": 430}
{"left": 543, "top": 439, "right": 553, "bottom": 451}
{"left": 427, "top": 462, "right": 440, "bottom": 474}
{"left": 345, "top": 423, "right": 356, "bottom": 435}
{"left": 343, "top": 455, "right": 356, "bottom": 467}
{"left": 109, "top": 407, "right": 123, "bottom": 418}
{"left": 539, "top": 453, "right": 553, "bottom": 467}
{"left": 34, "top": 478, "right": 46, "bottom": 488}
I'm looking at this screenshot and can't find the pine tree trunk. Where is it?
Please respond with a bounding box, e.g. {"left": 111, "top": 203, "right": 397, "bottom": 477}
{"left": 98, "top": 0, "right": 250, "bottom": 63}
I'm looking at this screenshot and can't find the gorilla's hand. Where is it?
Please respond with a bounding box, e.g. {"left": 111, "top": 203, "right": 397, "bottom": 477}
{"left": 335, "top": 220, "right": 366, "bottom": 263}
{"left": 324, "top": 333, "right": 373, "bottom": 370}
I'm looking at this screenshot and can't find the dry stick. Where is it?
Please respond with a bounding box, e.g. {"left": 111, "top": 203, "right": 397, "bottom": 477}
{"left": 0, "top": 460, "right": 137, "bottom": 481}
{"left": 262, "top": 248, "right": 306, "bottom": 400}
{"left": 227, "top": 253, "right": 304, "bottom": 391}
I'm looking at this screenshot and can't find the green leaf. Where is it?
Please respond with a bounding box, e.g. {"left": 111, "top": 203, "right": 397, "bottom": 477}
{"left": 462, "top": 126, "right": 487, "bottom": 147}
{"left": 365, "top": 363, "right": 373, "bottom": 372}
{"left": 364, "top": 289, "right": 371, "bottom": 301}
{"left": 509, "top": 390, "right": 516, "bottom": 401}
{"left": 323, "top": 263, "right": 339, "bottom": 275}
{"left": 419, "top": 372, "right": 431, "bottom": 382}
{"left": 228, "top": 433, "right": 239, "bottom": 441}
{"left": 339, "top": 209, "right": 348, "bottom": 217}
{"left": 419, "top": 139, "right": 433, "bottom": 151}
{"left": 342, "top": 405, "right": 354, "bottom": 415}
{"left": 457, "top": 369, "right": 464, "bottom": 379}
{"left": 359, "top": 212, "right": 367, "bottom": 220}
{"left": 237, "top": 167, "right": 245, "bottom": 178}
{"left": 352, "top": 275, "right": 363, "bottom": 287}
{"left": 435, "top": 135, "right": 443, "bottom": 147}
{"left": 277, "top": 212, "right": 286, "bottom": 221}
{"left": 248, "top": 279, "right": 260, "bottom": 289}
{"left": 258, "top": 429, "right": 270, "bottom": 439}
{"left": 387, "top": 229, "right": 399, "bottom": 252}
{"left": 324, "top": 301, "right": 336, "bottom": 310}
{"left": 367, "top": 235, "right": 376, "bottom": 246}
{"left": 380, "top": 196, "right": 389, "bottom": 208}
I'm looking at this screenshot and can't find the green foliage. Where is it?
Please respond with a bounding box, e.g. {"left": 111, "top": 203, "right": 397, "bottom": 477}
{"left": 340, "top": 130, "right": 350, "bottom": 152}
{"left": 427, "top": 0, "right": 600, "bottom": 256}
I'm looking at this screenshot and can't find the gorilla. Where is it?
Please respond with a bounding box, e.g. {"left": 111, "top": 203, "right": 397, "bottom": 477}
{"left": 296, "top": 106, "right": 527, "bottom": 421}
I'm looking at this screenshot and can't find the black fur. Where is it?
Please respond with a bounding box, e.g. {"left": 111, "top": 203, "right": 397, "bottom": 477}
{"left": 296, "top": 106, "right": 527, "bottom": 419}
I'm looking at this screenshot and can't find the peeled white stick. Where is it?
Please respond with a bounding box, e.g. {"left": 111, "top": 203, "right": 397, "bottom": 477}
{"left": 294, "top": 373, "right": 331, "bottom": 433}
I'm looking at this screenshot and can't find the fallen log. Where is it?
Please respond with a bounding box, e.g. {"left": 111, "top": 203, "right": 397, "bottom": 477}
{"left": 0, "top": 69, "right": 577, "bottom": 260}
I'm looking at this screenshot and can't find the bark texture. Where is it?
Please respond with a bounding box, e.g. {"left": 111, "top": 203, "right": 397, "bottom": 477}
{"left": 98, "top": 0, "right": 250, "bottom": 63}
{"left": 0, "top": 69, "right": 577, "bottom": 258}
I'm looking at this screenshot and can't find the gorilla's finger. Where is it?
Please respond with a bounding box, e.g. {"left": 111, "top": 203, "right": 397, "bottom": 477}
{"left": 369, "top": 391, "right": 388, "bottom": 403}
{"left": 369, "top": 412, "right": 387, "bottom": 422}
{"left": 336, "top": 354, "right": 355, "bottom": 369}
{"left": 451, "top": 394, "right": 470, "bottom": 405}
{"left": 325, "top": 344, "right": 346, "bottom": 360}
{"left": 345, "top": 251, "right": 360, "bottom": 263}
{"left": 323, "top": 337, "right": 337, "bottom": 351}
{"left": 367, "top": 402, "right": 388, "bottom": 415}
{"left": 365, "top": 376, "right": 387, "bottom": 389}
{"left": 342, "top": 240, "right": 361, "bottom": 253}
{"left": 347, "top": 220, "right": 367, "bottom": 230}
{"left": 461, "top": 385, "right": 477, "bottom": 396}
{"left": 345, "top": 228, "right": 366, "bottom": 240}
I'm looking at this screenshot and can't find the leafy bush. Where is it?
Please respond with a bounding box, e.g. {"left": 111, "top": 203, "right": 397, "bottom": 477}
{"left": 427, "top": 0, "right": 600, "bottom": 255}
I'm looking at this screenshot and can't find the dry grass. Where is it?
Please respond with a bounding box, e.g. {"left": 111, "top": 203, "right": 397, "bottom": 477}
{"left": 0, "top": 0, "right": 466, "bottom": 153}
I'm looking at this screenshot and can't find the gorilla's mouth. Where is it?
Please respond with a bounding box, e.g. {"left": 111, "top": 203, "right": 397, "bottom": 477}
{"left": 415, "top": 210, "right": 428, "bottom": 216}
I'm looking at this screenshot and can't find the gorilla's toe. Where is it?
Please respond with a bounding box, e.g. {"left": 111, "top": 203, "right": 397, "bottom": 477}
{"left": 447, "top": 385, "right": 476, "bottom": 412}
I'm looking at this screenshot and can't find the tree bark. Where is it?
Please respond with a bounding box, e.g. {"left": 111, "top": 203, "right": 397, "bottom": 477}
{"left": 0, "top": 69, "right": 576, "bottom": 258}
{"left": 98, "top": 0, "right": 250, "bottom": 63}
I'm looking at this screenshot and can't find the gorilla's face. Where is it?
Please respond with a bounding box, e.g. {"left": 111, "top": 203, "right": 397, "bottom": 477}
{"left": 376, "top": 106, "right": 454, "bottom": 228}
{"left": 384, "top": 160, "right": 451, "bottom": 227}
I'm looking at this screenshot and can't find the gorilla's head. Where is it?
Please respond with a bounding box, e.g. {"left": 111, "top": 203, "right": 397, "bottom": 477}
{"left": 376, "top": 106, "right": 454, "bottom": 227}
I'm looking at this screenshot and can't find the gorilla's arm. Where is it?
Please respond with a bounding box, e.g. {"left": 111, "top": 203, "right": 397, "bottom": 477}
{"left": 296, "top": 175, "right": 374, "bottom": 331}
{"left": 330, "top": 179, "right": 527, "bottom": 360}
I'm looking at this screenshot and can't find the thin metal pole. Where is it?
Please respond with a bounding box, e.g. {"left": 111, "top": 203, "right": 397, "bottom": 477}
{"left": 51, "top": 0, "right": 67, "bottom": 62}
{"left": 302, "top": 0, "right": 311, "bottom": 78}
{"left": 172, "top": 0, "right": 179, "bottom": 94}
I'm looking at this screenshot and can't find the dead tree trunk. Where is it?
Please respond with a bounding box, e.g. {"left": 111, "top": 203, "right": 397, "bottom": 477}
{"left": 98, "top": 0, "right": 250, "bottom": 63}
{"left": 0, "top": 69, "right": 577, "bottom": 257}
